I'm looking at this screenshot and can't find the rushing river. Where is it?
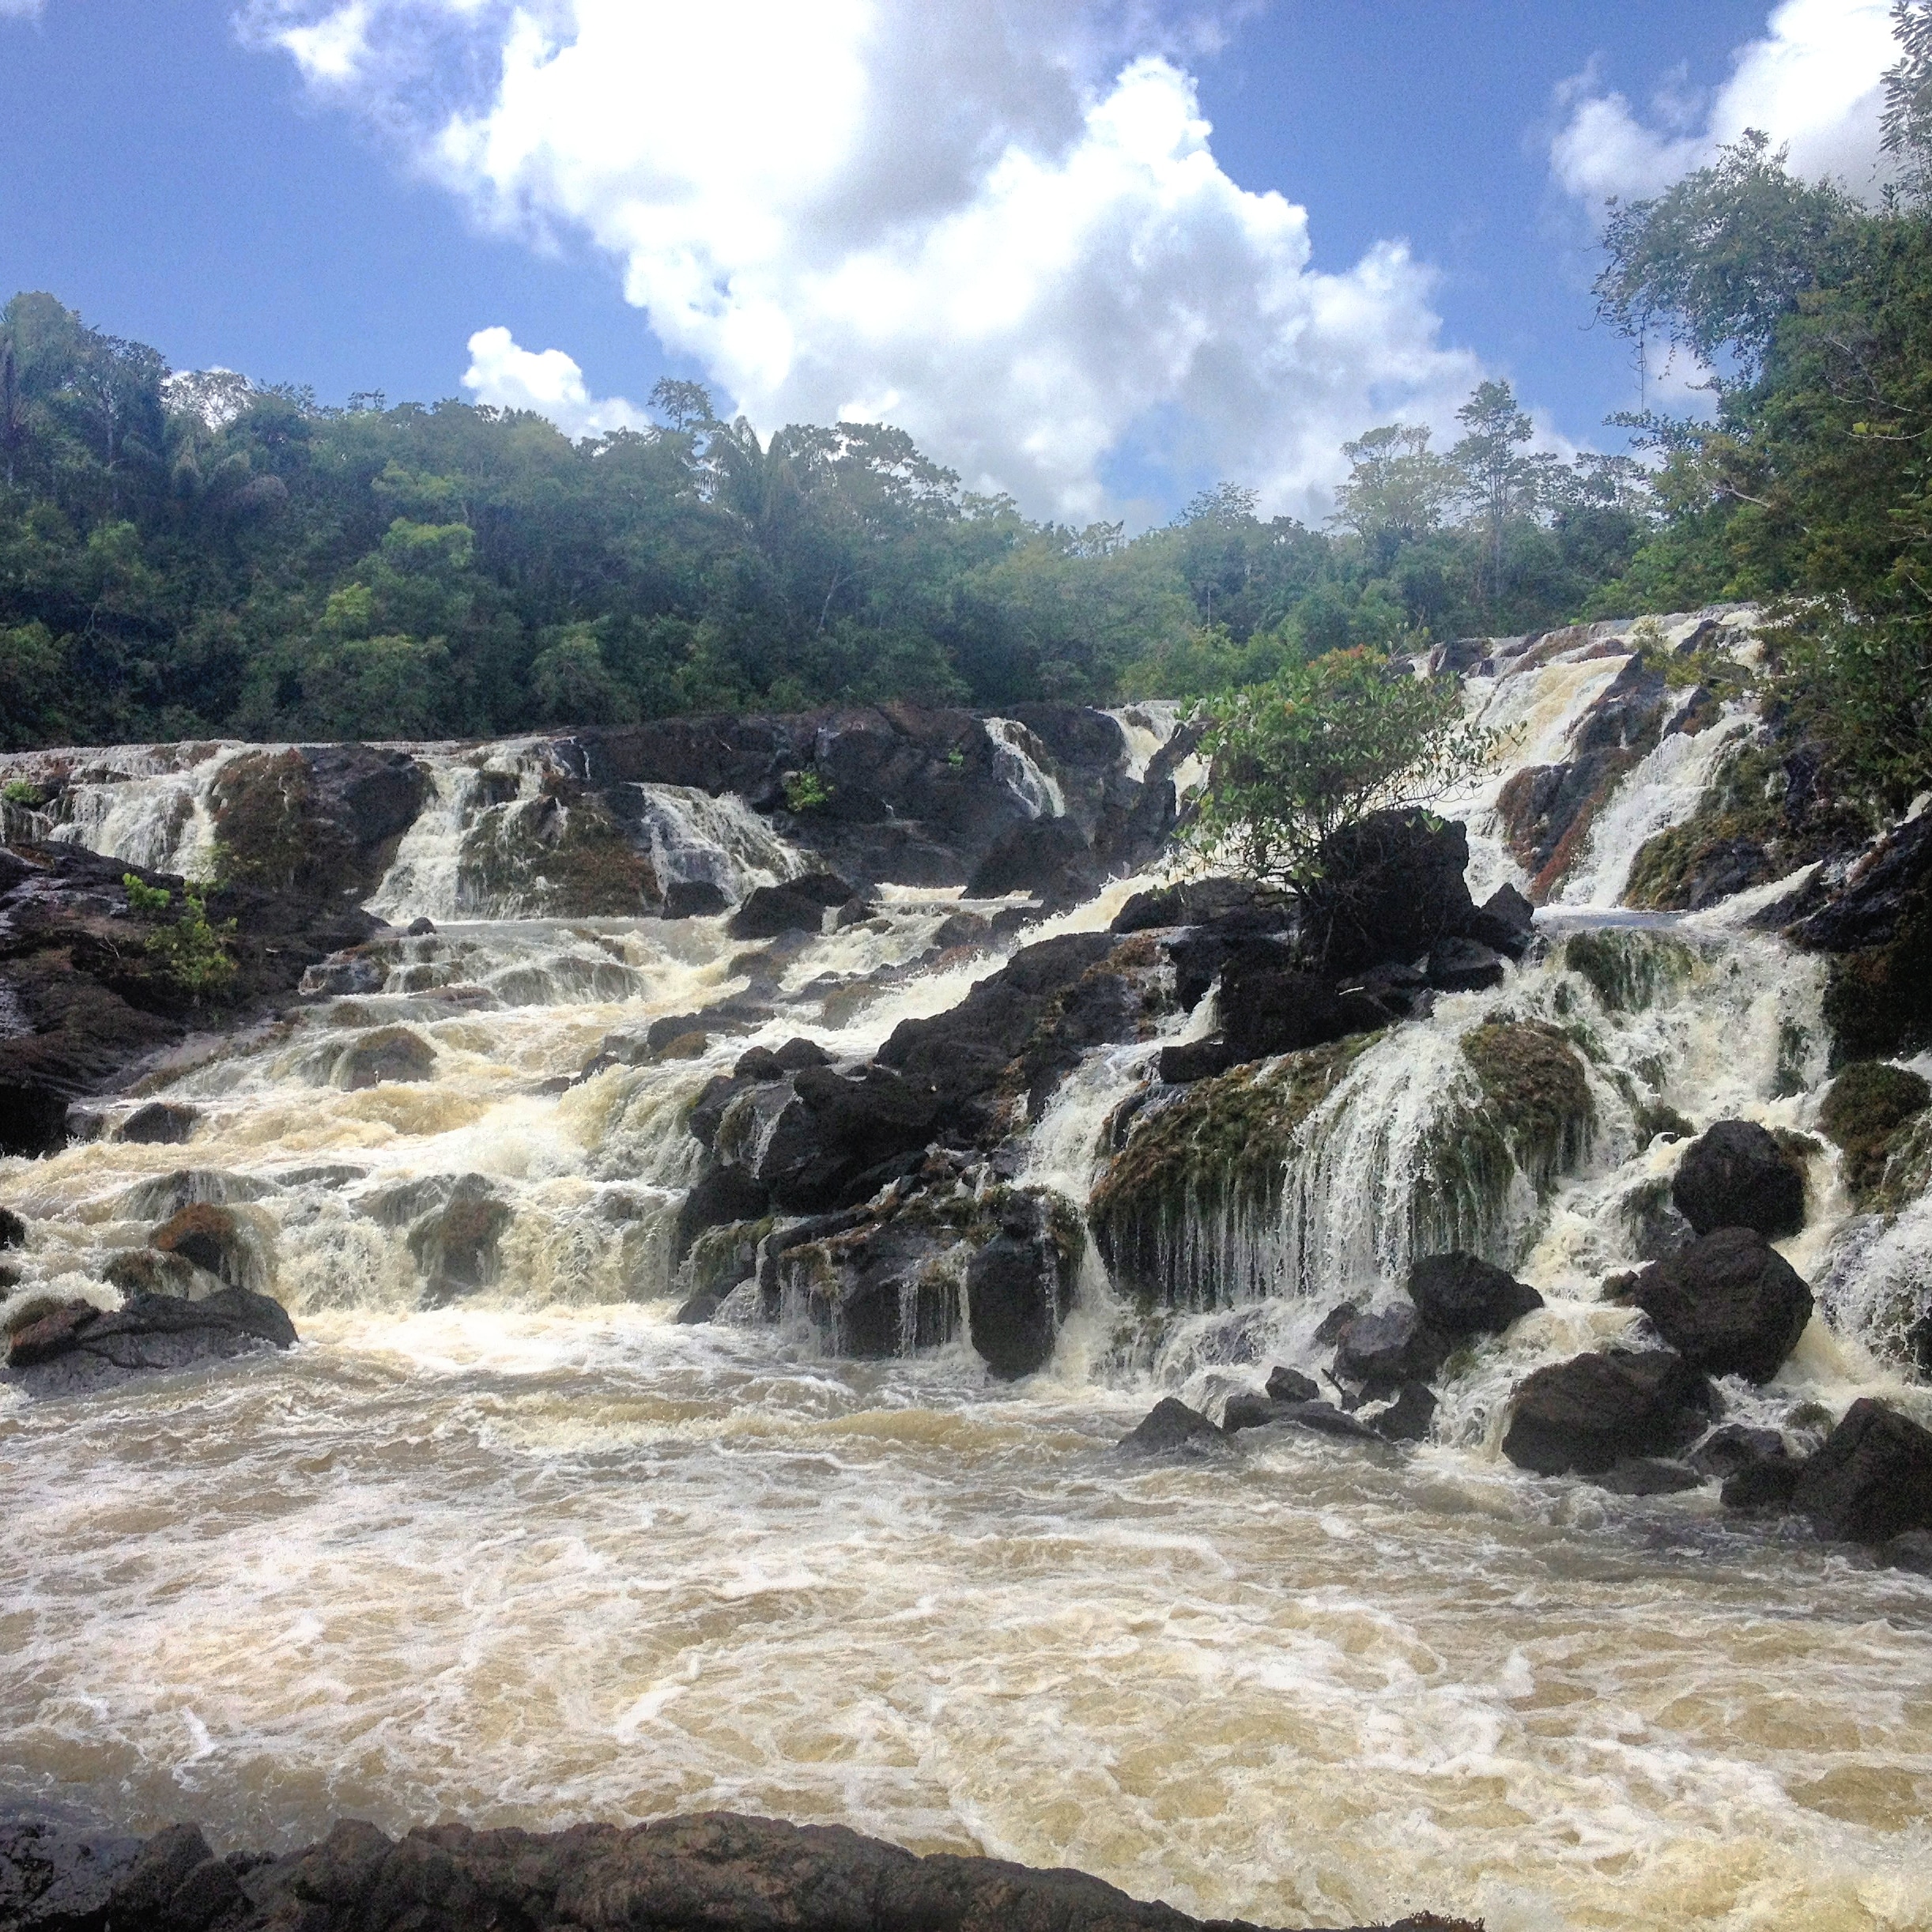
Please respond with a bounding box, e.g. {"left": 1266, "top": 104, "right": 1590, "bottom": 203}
{"left": 3, "top": 634, "right": 1931, "bottom": 1930}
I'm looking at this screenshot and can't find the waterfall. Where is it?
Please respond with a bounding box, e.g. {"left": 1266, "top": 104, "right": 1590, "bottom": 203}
{"left": 984, "top": 717, "right": 1066, "bottom": 818}
{"left": 44, "top": 743, "right": 241, "bottom": 879}
{"left": 632, "top": 784, "right": 803, "bottom": 903}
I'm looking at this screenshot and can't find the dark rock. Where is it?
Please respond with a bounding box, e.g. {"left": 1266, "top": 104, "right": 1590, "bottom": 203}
{"left": 1628, "top": 1227, "right": 1813, "bottom": 1383}
{"left": 1273, "top": 1399, "right": 1383, "bottom": 1442}
{"left": 1220, "top": 1390, "right": 1281, "bottom": 1433}
{"left": 1311, "top": 1301, "right": 1359, "bottom": 1346}
{"left": 334, "top": 1024, "right": 436, "bottom": 1090}
{"left": 406, "top": 1176, "right": 512, "bottom": 1304}
{"left": 1406, "top": 1251, "right": 1543, "bottom": 1337}
{"left": 1264, "top": 1364, "right": 1322, "bottom": 1405}
{"left": 1333, "top": 1304, "right": 1452, "bottom": 1393}
{"left": 1723, "top": 1456, "right": 1803, "bottom": 1511}
{"left": 734, "top": 1037, "right": 832, "bottom": 1080}
{"left": 7, "top": 1299, "right": 101, "bottom": 1366}
{"left": 734, "top": 1064, "right": 945, "bottom": 1212}
{"left": 1217, "top": 949, "right": 1359, "bottom": 1062}
{"left": 1119, "top": 1396, "right": 1221, "bottom": 1452}
{"left": 1791, "top": 1398, "right": 1932, "bottom": 1543}
{"left": 674, "top": 1164, "right": 772, "bottom": 1262}
{"left": 149, "top": 1202, "right": 262, "bottom": 1291}
{"left": 1424, "top": 936, "right": 1506, "bottom": 993}
{"left": 1818, "top": 1059, "right": 1931, "bottom": 1198}
{"left": 964, "top": 1194, "right": 1077, "bottom": 1379}
{"left": 1157, "top": 1035, "right": 1240, "bottom": 1084}
{"left": 1594, "top": 1457, "right": 1704, "bottom": 1496}
{"left": 726, "top": 873, "right": 856, "bottom": 938}
{"left": 930, "top": 910, "right": 992, "bottom": 950}
{"left": 662, "top": 878, "right": 731, "bottom": 919}
{"left": 1881, "top": 1527, "right": 1932, "bottom": 1574}
{"left": 1689, "top": 1423, "right": 1787, "bottom": 1481}
{"left": 964, "top": 814, "right": 1096, "bottom": 904}
{"left": 0, "top": 1803, "right": 143, "bottom": 1929}
{"left": 0, "top": 1082, "right": 68, "bottom": 1157}
{"left": 119, "top": 1100, "right": 199, "bottom": 1145}
{"left": 674, "top": 1291, "right": 723, "bottom": 1325}
{"left": 1787, "top": 810, "right": 1932, "bottom": 954}
{"left": 1501, "top": 1349, "right": 1711, "bottom": 1476}
{"left": 1468, "top": 883, "right": 1536, "bottom": 958}
{"left": 1372, "top": 1382, "right": 1438, "bottom": 1443}
{"left": 1111, "top": 875, "right": 1277, "bottom": 935}
{"left": 4, "top": 1286, "right": 296, "bottom": 1394}
{"left": 406, "top": 915, "right": 437, "bottom": 936}
{"left": 0, "top": 1206, "right": 23, "bottom": 1249}
{"left": 1308, "top": 808, "right": 1477, "bottom": 972}
{"left": 1670, "top": 1119, "right": 1807, "bottom": 1239}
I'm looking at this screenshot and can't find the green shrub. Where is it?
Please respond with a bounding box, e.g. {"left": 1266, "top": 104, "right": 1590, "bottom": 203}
{"left": 782, "top": 768, "right": 835, "bottom": 813}
{"left": 122, "top": 872, "right": 237, "bottom": 999}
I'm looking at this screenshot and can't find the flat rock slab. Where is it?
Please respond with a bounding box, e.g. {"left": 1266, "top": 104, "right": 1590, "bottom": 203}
{"left": 3, "top": 1288, "right": 296, "bottom": 1397}
{"left": 0, "top": 1809, "right": 1477, "bottom": 1932}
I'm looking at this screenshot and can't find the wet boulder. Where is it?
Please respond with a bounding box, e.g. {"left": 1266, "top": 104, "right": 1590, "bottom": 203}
{"left": 406, "top": 1176, "right": 513, "bottom": 1304}
{"left": 118, "top": 1100, "right": 198, "bottom": 1145}
{"left": 1310, "top": 808, "right": 1477, "bottom": 972}
{"left": 1670, "top": 1119, "right": 1806, "bottom": 1240}
{"left": 674, "top": 1164, "right": 772, "bottom": 1262}
{"left": 1468, "top": 883, "right": 1536, "bottom": 958}
{"left": 1273, "top": 1399, "right": 1383, "bottom": 1443}
{"left": 731, "top": 1065, "right": 945, "bottom": 1213}
{"left": 1372, "top": 1382, "right": 1438, "bottom": 1443}
{"left": 333, "top": 1025, "right": 436, "bottom": 1090}
{"left": 1332, "top": 1304, "right": 1452, "bottom": 1394}
{"left": 1265, "top": 1364, "right": 1322, "bottom": 1405}
{"left": 1424, "top": 937, "right": 1506, "bottom": 994}
{"left": 3, "top": 1287, "right": 296, "bottom": 1394}
{"left": 661, "top": 879, "right": 730, "bottom": 919}
{"left": 1790, "top": 1398, "right": 1932, "bottom": 1544}
{"left": 964, "top": 1193, "right": 1080, "bottom": 1379}
{"left": 1690, "top": 1422, "right": 1787, "bottom": 1481}
{"left": 964, "top": 816, "right": 1096, "bottom": 904}
{"left": 0, "top": 1206, "right": 23, "bottom": 1250}
{"left": 726, "top": 872, "right": 857, "bottom": 939}
{"left": 1216, "top": 949, "right": 1360, "bottom": 1062}
{"left": 1501, "top": 1348, "right": 1711, "bottom": 1476}
{"left": 1156, "top": 1036, "right": 1240, "bottom": 1084}
{"left": 1594, "top": 1457, "right": 1703, "bottom": 1496}
{"left": 1111, "top": 875, "right": 1278, "bottom": 935}
{"left": 1627, "top": 1226, "right": 1813, "bottom": 1383}
{"left": 1721, "top": 1453, "right": 1804, "bottom": 1511}
{"left": 1406, "top": 1251, "right": 1543, "bottom": 1337}
{"left": 1818, "top": 1059, "right": 1931, "bottom": 1198}
{"left": 149, "top": 1202, "right": 266, "bottom": 1293}
{"left": 0, "top": 1081, "right": 69, "bottom": 1158}
{"left": 1119, "top": 1396, "right": 1221, "bottom": 1452}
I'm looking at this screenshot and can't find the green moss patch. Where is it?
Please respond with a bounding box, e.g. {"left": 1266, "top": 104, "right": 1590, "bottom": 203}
{"left": 1820, "top": 1060, "right": 1932, "bottom": 1201}
{"left": 1460, "top": 1020, "right": 1594, "bottom": 1187}
{"left": 1563, "top": 928, "right": 1700, "bottom": 1013}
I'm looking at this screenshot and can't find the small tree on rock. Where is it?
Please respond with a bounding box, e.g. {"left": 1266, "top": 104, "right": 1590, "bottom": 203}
{"left": 1184, "top": 647, "right": 1492, "bottom": 904}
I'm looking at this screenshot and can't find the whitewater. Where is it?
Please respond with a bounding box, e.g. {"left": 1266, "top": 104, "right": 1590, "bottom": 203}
{"left": 2, "top": 621, "right": 1930, "bottom": 1932}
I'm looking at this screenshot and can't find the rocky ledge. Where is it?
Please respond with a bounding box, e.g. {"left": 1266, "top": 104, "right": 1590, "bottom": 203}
{"left": 0, "top": 1806, "right": 1472, "bottom": 1932}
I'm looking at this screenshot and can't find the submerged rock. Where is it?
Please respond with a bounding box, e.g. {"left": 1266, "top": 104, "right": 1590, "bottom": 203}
{"left": 726, "top": 872, "right": 856, "bottom": 938}
{"left": 118, "top": 1100, "right": 198, "bottom": 1145}
{"left": 1670, "top": 1119, "right": 1807, "bottom": 1240}
{"left": 3, "top": 1287, "right": 296, "bottom": 1394}
{"left": 1501, "top": 1349, "right": 1711, "bottom": 1476}
{"left": 149, "top": 1202, "right": 266, "bottom": 1294}
{"left": 1371, "top": 1382, "right": 1438, "bottom": 1443}
{"left": 333, "top": 1025, "right": 436, "bottom": 1090}
{"left": 1627, "top": 1227, "right": 1813, "bottom": 1383}
{"left": 1791, "top": 1398, "right": 1932, "bottom": 1544}
{"left": 1333, "top": 1304, "right": 1452, "bottom": 1394}
{"left": 1594, "top": 1456, "right": 1704, "bottom": 1496}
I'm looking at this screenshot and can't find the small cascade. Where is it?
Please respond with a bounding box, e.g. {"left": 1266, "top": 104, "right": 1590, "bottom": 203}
{"left": 984, "top": 717, "right": 1066, "bottom": 818}
{"left": 632, "top": 783, "right": 803, "bottom": 903}
{"left": 45, "top": 743, "right": 240, "bottom": 879}
{"left": 1104, "top": 700, "right": 1184, "bottom": 783}
{"left": 364, "top": 742, "right": 564, "bottom": 923}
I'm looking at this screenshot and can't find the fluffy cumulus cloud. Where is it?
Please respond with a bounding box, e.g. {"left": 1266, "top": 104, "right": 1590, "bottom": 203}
{"left": 461, "top": 326, "right": 647, "bottom": 435}
{"left": 240, "top": 0, "right": 1480, "bottom": 519}
{"left": 1551, "top": 0, "right": 1900, "bottom": 211}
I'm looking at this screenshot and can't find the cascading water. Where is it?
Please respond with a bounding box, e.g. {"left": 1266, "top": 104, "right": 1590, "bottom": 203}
{"left": 4, "top": 625, "right": 1931, "bottom": 1932}
{"left": 984, "top": 716, "right": 1066, "bottom": 818}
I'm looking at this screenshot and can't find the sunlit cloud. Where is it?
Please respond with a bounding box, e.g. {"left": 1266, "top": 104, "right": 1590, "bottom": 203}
{"left": 461, "top": 326, "right": 646, "bottom": 436}
{"left": 239, "top": 0, "right": 1485, "bottom": 521}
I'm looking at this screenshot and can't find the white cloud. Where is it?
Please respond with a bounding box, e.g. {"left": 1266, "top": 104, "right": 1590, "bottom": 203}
{"left": 1551, "top": 0, "right": 1900, "bottom": 210}
{"left": 239, "top": 0, "right": 1484, "bottom": 520}
{"left": 0, "top": 0, "right": 48, "bottom": 19}
{"left": 461, "top": 325, "right": 647, "bottom": 436}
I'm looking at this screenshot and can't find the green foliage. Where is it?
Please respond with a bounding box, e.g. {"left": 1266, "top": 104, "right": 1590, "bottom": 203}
{"left": 0, "top": 289, "right": 1666, "bottom": 749}
{"left": 1184, "top": 648, "right": 1494, "bottom": 891}
{"left": 2, "top": 776, "right": 40, "bottom": 806}
{"left": 781, "top": 768, "right": 835, "bottom": 813}
{"left": 121, "top": 870, "right": 236, "bottom": 997}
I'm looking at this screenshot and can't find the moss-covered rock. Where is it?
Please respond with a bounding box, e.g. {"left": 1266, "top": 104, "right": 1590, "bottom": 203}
{"left": 1089, "top": 1038, "right": 1372, "bottom": 1307}
{"left": 1459, "top": 1020, "right": 1594, "bottom": 1189}
{"left": 1562, "top": 928, "right": 1700, "bottom": 1013}
{"left": 1820, "top": 1060, "right": 1932, "bottom": 1201}
{"left": 1821, "top": 904, "right": 1932, "bottom": 1069}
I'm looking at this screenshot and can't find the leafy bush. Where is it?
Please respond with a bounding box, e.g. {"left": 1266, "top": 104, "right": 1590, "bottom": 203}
{"left": 2, "top": 776, "right": 41, "bottom": 807}
{"left": 122, "top": 871, "right": 236, "bottom": 998}
{"left": 781, "top": 768, "right": 835, "bottom": 813}
{"left": 1183, "top": 647, "right": 1492, "bottom": 892}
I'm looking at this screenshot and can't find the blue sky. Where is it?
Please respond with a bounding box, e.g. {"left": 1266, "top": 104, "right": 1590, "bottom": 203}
{"left": 0, "top": 2, "right": 1900, "bottom": 523}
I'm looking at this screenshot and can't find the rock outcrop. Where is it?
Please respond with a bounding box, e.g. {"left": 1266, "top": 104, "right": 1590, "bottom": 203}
{"left": 1670, "top": 1119, "right": 1806, "bottom": 1240}
{"left": 1501, "top": 1349, "right": 1711, "bottom": 1476}
{"left": 2, "top": 1288, "right": 296, "bottom": 1396}
{"left": 0, "top": 1806, "right": 1468, "bottom": 1932}
{"left": 1790, "top": 1398, "right": 1932, "bottom": 1543}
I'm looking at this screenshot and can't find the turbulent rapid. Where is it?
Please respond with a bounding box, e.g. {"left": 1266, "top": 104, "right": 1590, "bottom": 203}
{"left": 2, "top": 613, "right": 1930, "bottom": 1932}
